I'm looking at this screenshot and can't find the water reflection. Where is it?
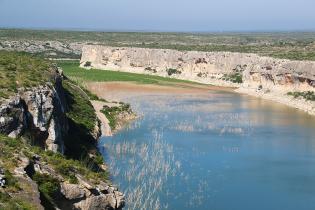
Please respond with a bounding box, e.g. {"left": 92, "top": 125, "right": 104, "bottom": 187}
{"left": 99, "top": 84, "right": 315, "bottom": 210}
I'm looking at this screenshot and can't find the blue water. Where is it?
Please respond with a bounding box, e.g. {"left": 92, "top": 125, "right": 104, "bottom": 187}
{"left": 99, "top": 88, "right": 315, "bottom": 210}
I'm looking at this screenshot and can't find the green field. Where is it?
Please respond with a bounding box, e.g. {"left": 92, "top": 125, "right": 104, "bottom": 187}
{"left": 59, "top": 61, "right": 198, "bottom": 86}
{"left": 2, "top": 29, "right": 315, "bottom": 61}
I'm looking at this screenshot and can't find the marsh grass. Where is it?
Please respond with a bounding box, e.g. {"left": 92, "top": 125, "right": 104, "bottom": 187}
{"left": 105, "top": 130, "right": 180, "bottom": 210}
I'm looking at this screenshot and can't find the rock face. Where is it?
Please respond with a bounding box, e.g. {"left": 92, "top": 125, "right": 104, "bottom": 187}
{"left": 80, "top": 45, "right": 315, "bottom": 91}
{"left": 16, "top": 154, "right": 125, "bottom": 210}
{"left": 0, "top": 40, "right": 82, "bottom": 58}
{"left": 0, "top": 68, "right": 68, "bottom": 153}
{"left": 80, "top": 45, "right": 315, "bottom": 115}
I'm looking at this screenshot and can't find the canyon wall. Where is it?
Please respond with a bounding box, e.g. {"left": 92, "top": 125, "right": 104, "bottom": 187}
{"left": 0, "top": 68, "right": 68, "bottom": 153}
{"left": 80, "top": 45, "right": 315, "bottom": 92}
{"left": 0, "top": 66, "right": 125, "bottom": 210}
{"left": 80, "top": 45, "right": 315, "bottom": 115}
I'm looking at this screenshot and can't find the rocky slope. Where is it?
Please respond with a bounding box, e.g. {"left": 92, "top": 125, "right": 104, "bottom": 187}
{"left": 80, "top": 45, "right": 315, "bottom": 114}
{"left": 0, "top": 68, "right": 68, "bottom": 153}
{"left": 0, "top": 53, "right": 124, "bottom": 209}
{"left": 0, "top": 40, "right": 83, "bottom": 59}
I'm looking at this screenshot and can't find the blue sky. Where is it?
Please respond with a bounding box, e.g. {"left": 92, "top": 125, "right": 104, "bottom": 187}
{"left": 0, "top": 0, "right": 314, "bottom": 32}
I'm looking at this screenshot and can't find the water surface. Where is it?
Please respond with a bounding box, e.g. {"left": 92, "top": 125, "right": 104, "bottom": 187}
{"left": 98, "top": 85, "right": 315, "bottom": 210}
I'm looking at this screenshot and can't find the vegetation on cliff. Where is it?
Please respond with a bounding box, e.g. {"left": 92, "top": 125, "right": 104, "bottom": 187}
{"left": 221, "top": 73, "right": 243, "bottom": 83}
{"left": 101, "top": 103, "right": 132, "bottom": 130}
{"left": 0, "top": 52, "right": 111, "bottom": 209}
{"left": 287, "top": 91, "right": 315, "bottom": 101}
{"left": 0, "top": 50, "right": 54, "bottom": 98}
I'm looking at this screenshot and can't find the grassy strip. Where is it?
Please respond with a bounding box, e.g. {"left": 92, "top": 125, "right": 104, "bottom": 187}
{"left": 287, "top": 91, "right": 315, "bottom": 101}
{"left": 58, "top": 61, "right": 198, "bottom": 86}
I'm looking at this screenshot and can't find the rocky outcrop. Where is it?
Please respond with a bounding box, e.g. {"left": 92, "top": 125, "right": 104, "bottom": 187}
{"left": 0, "top": 40, "right": 83, "bottom": 58}
{"left": 81, "top": 45, "right": 315, "bottom": 115}
{"left": 11, "top": 153, "right": 125, "bottom": 210}
{"left": 81, "top": 45, "right": 315, "bottom": 90}
{"left": 0, "top": 69, "right": 68, "bottom": 153}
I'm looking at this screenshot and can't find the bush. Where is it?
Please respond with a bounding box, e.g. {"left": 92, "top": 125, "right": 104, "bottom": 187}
{"left": 287, "top": 91, "right": 315, "bottom": 101}
{"left": 144, "top": 67, "right": 157, "bottom": 73}
{"left": 221, "top": 73, "right": 243, "bottom": 83}
{"left": 84, "top": 61, "right": 91, "bottom": 67}
{"left": 101, "top": 103, "right": 132, "bottom": 130}
{"left": 166, "top": 68, "right": 181, "bottom": 76}
{"left": 33, "top": 173, "right": 60, "bottom": 206}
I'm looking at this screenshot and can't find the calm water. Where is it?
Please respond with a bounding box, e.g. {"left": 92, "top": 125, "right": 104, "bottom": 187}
{"left": 99, "top": 88, "right": 315, "bottom": 210}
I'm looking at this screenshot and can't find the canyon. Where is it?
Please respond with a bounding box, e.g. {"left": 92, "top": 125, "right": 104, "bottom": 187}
{"left": 80, "top": 45, "right": 315, "bottom": 115}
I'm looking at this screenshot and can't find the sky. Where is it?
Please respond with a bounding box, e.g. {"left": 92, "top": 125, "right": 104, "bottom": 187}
{"left": 0, "top": 0, "right": 315, "bottom": 32}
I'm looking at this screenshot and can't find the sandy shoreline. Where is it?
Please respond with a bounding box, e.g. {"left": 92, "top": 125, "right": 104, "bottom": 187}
{"left": 90, "top": 97, "right": 137, "bottom": 137}
{"left": 87, "top": 80, "right": 315, "bottom": 137}
{"left": 236, "top": 87, "right": 315, "bottom": 116}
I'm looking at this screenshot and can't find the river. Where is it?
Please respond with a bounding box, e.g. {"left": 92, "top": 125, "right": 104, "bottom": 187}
{"left": 95, "top": 82, "right": 315, "bottom": 210}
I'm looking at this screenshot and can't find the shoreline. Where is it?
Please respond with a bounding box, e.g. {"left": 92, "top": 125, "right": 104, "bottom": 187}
{"left": 236, "top": 87, "right": 315, "bottom": 116}
{"left": 88, "top": 80, "right": 315, "bottom": 118}
{"left": 90, "top": 99, "right": 137, "bottom": 137}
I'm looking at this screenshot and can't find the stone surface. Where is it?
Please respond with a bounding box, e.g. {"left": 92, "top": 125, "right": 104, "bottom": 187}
{"left": 0, "top": 68, "right": 68, "bottom": 153}
{"left": 0, "top": 40, "right": 83, "bottom": 57}
{"left": 61, "top": 182, "right": 86, "bottom": 200}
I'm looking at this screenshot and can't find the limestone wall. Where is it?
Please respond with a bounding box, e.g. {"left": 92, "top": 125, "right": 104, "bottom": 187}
{"left": 80, "top": 45, "right": 315, "bottom": 91}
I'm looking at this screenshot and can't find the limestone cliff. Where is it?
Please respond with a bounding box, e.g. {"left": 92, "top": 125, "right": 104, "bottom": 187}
{"left": 80, "top": 45, "right": 315, "bottom": 114}
{"left": 0, "top": 68, "right": 67, "bottom": 153}
{"left": 0, "top": 62, "right": 125, "bottom": 209}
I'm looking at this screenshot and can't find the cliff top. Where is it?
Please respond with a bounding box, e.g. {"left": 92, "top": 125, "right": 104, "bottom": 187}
{"left": 0, "top": 51, "right": 55, "bottom": 99}
{"left": 1, "top": 29, "right": 315, "bottom": 61}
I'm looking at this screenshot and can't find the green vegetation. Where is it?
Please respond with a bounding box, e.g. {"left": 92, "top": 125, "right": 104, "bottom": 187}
{"left": 0, "top": 52, "right": 109, "bottom": 209}
{"left": 287, "top": 91, "right": 315, "bottom": 101}
{"left": 84, "top": 61, "right": 91, "bottom": 67}
{"left": 0, "top": 191, "right": 37, "bottom": 210}
{"left": 63, "top": 81, "right": 97, "bottom": 131}
{"left": 2, "top": 29, "right": 315, "bottom": 61}
{"left": 144, "top": 67, "right": 157, "bottom": 73}
{"left": 0, "top": 51, "right": 53, "bottom": 98}
{"left": 58, "top": 61, "right": 197, "bottom": 85}
{"left": 166, "top": 68, "right": 181, "bottom": 76}
{"left": 221, "top": 73, "right": 243, "bottom": 83}
{"left": 101, "top": 103, "right": 131, "bottom": 130}
{"left": 33, "top": 173, "right": 60, "bottom": 208}
{"left": 0, "top": 131, "right": 109, "bottom": 209}
{"left": 62, "top": 79, "right": 107, "bottom": 175}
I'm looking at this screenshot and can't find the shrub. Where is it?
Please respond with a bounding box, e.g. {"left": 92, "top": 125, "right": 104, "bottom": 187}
{"left": 84, "top": 61, "right": 91, "bottom": 67}
{"left": 287, "top": 91, "right": 315, "bottom": 101}
{"left": 221, "top": 73, "right": 243, "bottom": 83}
{"left": 144, "top": 67, "right": 157, "bottom": 73}
{"left": 33, "top": 173, "right": 60, "bottom": 206}
{"left": 166, "top": 68, "right": 181, "bottom": 76}
{"left": 101, "top": 103, "right": 132, "bottom": 130}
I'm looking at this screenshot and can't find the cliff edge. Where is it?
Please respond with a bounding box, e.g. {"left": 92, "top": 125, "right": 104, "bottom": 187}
{"left": 80, "top": 45, "right": 315, "bottom": 115}
{"left": 0, "top": 51, "right": 124, "bottom": 210}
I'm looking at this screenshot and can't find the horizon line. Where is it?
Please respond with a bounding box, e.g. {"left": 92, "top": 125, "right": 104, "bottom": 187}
{"left": 1, "top": 26, "right": 315, "bottom": 34}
